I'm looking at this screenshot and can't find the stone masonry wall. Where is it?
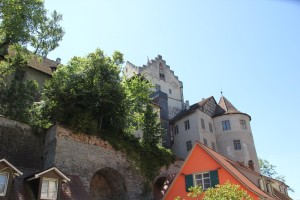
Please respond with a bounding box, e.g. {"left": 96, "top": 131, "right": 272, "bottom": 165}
{"left": 45, "top": 125, "right": 146, "bottom": 200}
{"left": 0, "top": 116, "right": 44, "bottom": 169}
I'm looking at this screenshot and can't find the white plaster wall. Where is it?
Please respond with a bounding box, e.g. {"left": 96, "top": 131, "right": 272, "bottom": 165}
{"left": 171, "top": 111, "right": 200, "bottom": 159}
{"left": 196, "top": 111, "right": 217, "bottom": 151}
{"left": 213, "top": 114, "right": 260, "bottom": 172}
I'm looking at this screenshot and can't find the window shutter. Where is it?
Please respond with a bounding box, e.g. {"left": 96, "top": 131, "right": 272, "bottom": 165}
{"left": 210, "top": 170, "right": 219, "bottom": 187}
{"left": 185, "top": 174, "right": 194, "bottom": 192}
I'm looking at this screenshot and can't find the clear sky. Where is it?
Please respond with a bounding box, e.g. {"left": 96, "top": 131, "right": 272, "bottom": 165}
{"left": 45, "top": 0, "right": 300, "bottom": 198}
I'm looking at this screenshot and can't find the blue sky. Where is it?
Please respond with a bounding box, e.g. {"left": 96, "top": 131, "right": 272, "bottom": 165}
{"left": 45, "top": 0, "right": 300, "bottom": 198}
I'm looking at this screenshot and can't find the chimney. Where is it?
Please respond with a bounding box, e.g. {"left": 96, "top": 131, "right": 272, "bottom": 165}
{"left": 56, "top": 57, "right": 61, "bottom": 64}
{"left": 185, "top": 100, "right": 190, "bottom": 110}
{"left": 248, "top": 160, "right": 254, "bottom": 171}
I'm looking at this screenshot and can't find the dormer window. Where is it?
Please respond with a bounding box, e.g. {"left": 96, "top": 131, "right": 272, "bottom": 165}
{"left": 41, "top": 178, "right": 58, "bottom": 199}
{"left": 0, "top": 173, "right": 9, "bottom": 196}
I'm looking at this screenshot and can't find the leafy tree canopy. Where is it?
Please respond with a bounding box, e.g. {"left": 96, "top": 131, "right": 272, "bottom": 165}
{"left": 175, "top": 182, "right": 253, "bottom": 200}
{"left": 0, "top": 0, "right": 64, "bottom": 57}
{"left": 258, "top": 158, "right": 293, "bottom": 192}
{"left": 41, "top": 49, "right": 126, "bottom": 134}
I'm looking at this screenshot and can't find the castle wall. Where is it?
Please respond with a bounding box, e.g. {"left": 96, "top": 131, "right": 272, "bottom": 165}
{"left": 0, "top": 116, "right": 44, "bottom": 169}
{"left": 124, "top": 55, "right": 184, "bottom": 120}
{"left": 44, "top": 125, "right": 146, "bottom": 200}
{"left": 171, "top": 111, "right": 200, "bottom": 159}
{"left": 213, "top": 114, "right": 260, "bottom": 172}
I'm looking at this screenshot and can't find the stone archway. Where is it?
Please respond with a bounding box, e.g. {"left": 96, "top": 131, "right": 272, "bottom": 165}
{"left": 90, "top": 167, "right": 127, "bottom": 200}
{"left": 153, "top": 176, "right": 167, "bottom": 200}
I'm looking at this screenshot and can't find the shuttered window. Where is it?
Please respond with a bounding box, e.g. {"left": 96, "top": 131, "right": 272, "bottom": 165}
{"left": 184, "top": 170, "right": 219, "bottom": 191}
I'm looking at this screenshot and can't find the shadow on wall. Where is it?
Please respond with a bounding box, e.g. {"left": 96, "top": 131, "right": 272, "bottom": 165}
{"left": 90, "top": 167, "right": 127, "bottom": 200}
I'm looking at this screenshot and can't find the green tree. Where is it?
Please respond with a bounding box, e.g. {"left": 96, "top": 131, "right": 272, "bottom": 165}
{"left": 41, "top": 48, "right": 126, "bottom": 134}
{"left": 142, "top": 103, "right": 162, "bottom": 146}
{"left": 175, "top": 182, "right": 253, "bottom": 200}
{"left": 0, "top": 0, "right": 64, "bottom": 57}
{"left": 0, "top": 80, "right": 38, "bottom": 123}
{"left": 122, "top": 74, "right": 153, "bottom": 133}
{"left": 258, "top": 158, "right": 293, "bottom": 192}
{"left": 0, "top": 0, "right": 64, "bottom": 125}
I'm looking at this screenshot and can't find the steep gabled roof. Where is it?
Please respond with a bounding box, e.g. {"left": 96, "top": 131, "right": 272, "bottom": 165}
{"left": 197, "top": 142, "right": 275, "bottom": 199}
{"left": 218, "top": 96, "right": 239, "bottom": 113}
{"left": 213, "top": 96, "right": 251, "bottom": 120}
{"left": 170, "top": 96, "right": 216, "bottom": 122}
{"left": 27, "top": 56, "right": 59, "bottom": 75}
{"left": 0, "top": 158, "right": 23, "bottom": 176}
{"left": 26, "top": 167, "right": 70, "bottom": 182}
{"left": 164, "top": 142, "right": 276, "bottom": 199}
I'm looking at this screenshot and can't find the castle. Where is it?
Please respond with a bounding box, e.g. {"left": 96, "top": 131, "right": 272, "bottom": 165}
{"left": 124, "top": 55, "right": 260, "bottom": 172}
{"left": 0, "top": 54, "right": 291, "bottom": 200}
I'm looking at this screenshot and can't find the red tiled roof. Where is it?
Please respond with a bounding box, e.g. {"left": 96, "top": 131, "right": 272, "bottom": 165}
{"left": 197, "top": 142, "right": 276, "bottom": 199}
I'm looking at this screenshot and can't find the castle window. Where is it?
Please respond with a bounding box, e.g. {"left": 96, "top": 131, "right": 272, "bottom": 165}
{"left": 184, "top": 120, "right": 190, "bottom": 130}
{"left": 240, "top": 120, "right": 247, "bottom": 130}
{"left": 41, "top": 178, "right": 58, "bottom": 199}
{"left": 222, "top": 120, "right": 231, "bottom": 131}
{"left": 169, "top": 89, "right": 172, "bottom": 94}
{"left": 201, "top": 118, "right": 205, "bottom": 129}
{"left": 174, "top": 125, "right": 179, "bottom": 135}
{"left": 212, "top": 142, "right": 216, "bottom": 151}
{"left": 0, "top": 173, "right": 9, "bottom": 196}
{"left": 155, "top": 84, "right": 161, "bottom": 91}
{"left": 159, "top": 73, "right": 165, "bottom": 80}
{"left": 203, "top": 138, "right": 207, "bottom": 146}
{"left": 209, "top": 122, "right": 213, "bottom": 133}
{"left": 186, "top": 140, "right": 192, "bottom": 151}
{"left": 233, "top": 140, "right": 241, "bottom": 150}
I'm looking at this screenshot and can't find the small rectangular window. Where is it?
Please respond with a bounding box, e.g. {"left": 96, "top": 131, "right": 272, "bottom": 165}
{"left": 211, "top": 142, "right": 216, "bottom": 151}
{"left": 41, "top": 178, "right": 58, "bottom": 199}
{"left": 174, "top": 125, "right": 179, "bottom": 135}
{"left": 240, "top": 120, "right": 247, "bottom": 130}
{"left": 0, "top": 173, "right": 9, "bottom": 196}
{"left": 169, "top": 89, "right": 172, "bottom": 94}
{"left": 159, "top": 73, "right": 165, "bottom": 80}
{"left": 194, "top": 172, "right": 211, "bottom": 190}
{"left": 203, "top": 138, "right": 207, "bottom": 146}
{"left": 184, "top": 120, "right": 190, "bottom": 130}
{"left": 222, "top": 120, "right": 231, "bottom": 131}
{"left": 233, "top": 140, "right": 242, "bottom": 150}
{"left": 201, "top": 118, "right": 205, "bottom": 129}
{"left": 209, "top": 123, "right": 213, "bottom": 133}
{"left": 155, "top": 84, "right": 161, "bottom": 91}
{"left": 186, "top": 140, "right": 192, "bottom": 151}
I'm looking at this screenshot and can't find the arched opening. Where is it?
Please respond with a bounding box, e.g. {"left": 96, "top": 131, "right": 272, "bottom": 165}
{"left": 153, "top": 176, "right": 167, "bottom": 200}
{"left": 90, "top": 167, "right": 127, "bottom": 200}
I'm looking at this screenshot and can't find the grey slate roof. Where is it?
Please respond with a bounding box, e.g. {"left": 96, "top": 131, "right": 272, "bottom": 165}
{"left": 171, "top": 96, "right": 251, "bottom": 123}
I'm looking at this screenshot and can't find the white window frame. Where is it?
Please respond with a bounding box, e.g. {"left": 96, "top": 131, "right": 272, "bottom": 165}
{"left": 0, "top": 172, "right": 9, "bottom": 196}
{"left": 40, "top": 178, "right": 58, "bottom": 200}
{"left": 194, "top": 172, "right": 211, "bottom": 190}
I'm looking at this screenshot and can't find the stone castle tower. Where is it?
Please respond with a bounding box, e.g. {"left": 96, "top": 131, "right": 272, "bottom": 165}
{"left": 124, "top": 55, "right": 184, "bottom": 148}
